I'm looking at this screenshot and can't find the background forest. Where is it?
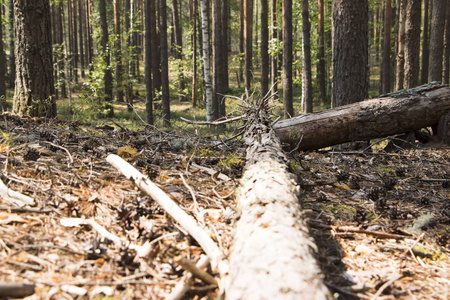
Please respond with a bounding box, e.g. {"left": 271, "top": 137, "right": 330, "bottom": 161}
{"left": 0, "top": 0, "right": 449, "bottom": 129}
{"left": 0, "top": 1, "right": 450, "bottom": 299}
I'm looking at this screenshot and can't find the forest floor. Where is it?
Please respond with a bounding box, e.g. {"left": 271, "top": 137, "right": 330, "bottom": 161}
{"left": 0, "top": 113, "right": 449, "bottom": 299}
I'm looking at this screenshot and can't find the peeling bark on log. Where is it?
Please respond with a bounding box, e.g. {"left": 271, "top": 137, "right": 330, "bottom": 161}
{"left": 223, "top": 123, "right": 331, "bottom": 299}
{"left": 274, "top": 83, "right": 450, "bottom": 151}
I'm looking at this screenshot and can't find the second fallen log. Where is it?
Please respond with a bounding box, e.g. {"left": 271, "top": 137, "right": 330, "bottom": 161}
{"left": 273, "top": 83, "right": 450, "bottom": 151}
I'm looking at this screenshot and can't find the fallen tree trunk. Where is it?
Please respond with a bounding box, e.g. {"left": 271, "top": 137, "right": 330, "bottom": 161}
{"left": 223, "top": 120, "right": 331, "bottom": 299}
{"left": 274, "top": 82, "right": 450, "bottom": 151}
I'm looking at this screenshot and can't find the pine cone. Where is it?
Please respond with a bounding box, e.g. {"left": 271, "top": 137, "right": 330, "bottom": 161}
{"left": 23, "top": 148, "right": 40, "bottom": 161}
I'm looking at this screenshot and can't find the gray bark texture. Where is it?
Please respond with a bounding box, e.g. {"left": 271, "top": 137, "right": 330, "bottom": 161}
{"left": 274, "top": 83, "right": 450, "bottom": 151}
{"left": 223, "top": 108, "right": 331, "bottom": 299}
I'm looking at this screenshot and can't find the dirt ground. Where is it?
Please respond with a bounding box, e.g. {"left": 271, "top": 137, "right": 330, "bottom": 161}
{"left": 0, "top": 114, "right": 448, "bottom": 299}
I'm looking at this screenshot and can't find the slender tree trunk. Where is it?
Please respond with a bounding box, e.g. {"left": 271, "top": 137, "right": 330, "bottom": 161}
{"left": 317, "top": 0, "right": 326, "bottom": 105}
{"left": 381, "top": 0, "right": 391, "bottom": 94}
{"left": 244, "top": 0, "right": 253, "bottom": 93}
{"left": 67, "top": 1, "right": 73, "bottom": 81}
{"left": 114, "top": 0, "right": 124, "bottom": 103}
{"left": 332, "top": 0, "right": 369, "bottom": 107}
{"left": 0, "top": 4, "right": 6, "bottom": 109}
{"left": 302, "top": 0, "right": 312, "bottom": 113}
{"left": 79, "top": 0, "right": 85, "bottom": 78}
{"left": 124, "top": 0, "right": 133, "bottom": 109}
{"left": 144, "top": 0, "right": 153, "bottom": 124}
{"left": 160, "top": 0, "right": 170, "bottom": 126}
{"left": 271, "top": 0, "right": 278, "bottom": 94}
{"left": 190, "top": 0, "right": 198, "bottom": 107}
{"left": 239, "top": 0, "right": 244, "bottom": 88}
{"left": 8, "top": 0, "right": 15, "bottom": 89}
{"left": 172, "top": 0, "right": 186, "bottom": 102}
{"left": 99, "top": 0, "right": 114, "bottom": 117}
{"left": 395, "top": 0, "right": 406, "bottom": 91}
{"left": 13, "top": 0, "right": 55, "bottom": 117}
{"left": 57, "top": 3, "right": 67, "bottom": 99}
{"left": 51, "top": 4, "right": 58, "bottom": 99}
{"left": 429, "top": 0, "right": 447, "bottom": 82}
{"left": 73, "top": 0, "right": 78, "bottom": 83}
{"left": 404, "top": 0, "right": 421, "bottom": 89}
{"left": 375, "top": 6, "right": 381, "bottom": 62}
{"left": 221, "top": 0, "right": 229, "bottom": 91}
{"left": 260, "top": 0, "right": 269, "bottom": 97}
{"left": 213, "top": 0, "right": 225, "bottom": 120}
{"left": 127, "top": 0, "right": 136, "bottom": 111}
{"left": 421, "top": 0, "right": 430, "bottom": 84}
{"left": 282, "top": 0, "right": 293, "bottom": 117}
{"left": 150, "top": 0, "right": 161, "bottom": 101}
{"left": 199, "top": 0, "right": 213, "bottom": 122}
{"left": 213, "top": 0, "right": 220, "bottom": 119}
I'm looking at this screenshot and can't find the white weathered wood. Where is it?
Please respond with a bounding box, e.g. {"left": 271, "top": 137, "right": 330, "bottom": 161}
{"left": 223, "top": 124, "right": 331, "bottom": 299}
{"left": 274, "top": 83, "right": 450, "bottom": 151}
{"left": 106, "top": 154, "right": 225, "bottom": 270}
{"left": 0, "top": 178, "right": 34, "bottom": 207}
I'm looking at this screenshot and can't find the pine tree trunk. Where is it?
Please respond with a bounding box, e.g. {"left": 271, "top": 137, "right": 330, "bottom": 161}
{"left": 332, "top": 0, "right": 368, "bottom": 107}
{"left": 0, "top": 3, "right": 6, "bottom": 109}
{"left": 57, "top": 3, "right": 67, "bottom": 98}
{"left": 213, "top": 0, "right": 222, "bottom": 120}
{"left": 13, "top": 0, "right": 55, "bottom": 117}
{"left": 381, "top": 0, "right": 391, "bottom": 94}
{"left": 73, "top": 0, "right": 78, "bottom": 83}
{"left": 85, "top": 0, "right": 93, "bottom": 69}
{"left": 429, "top": 0, "right": 447, "bottom": 82}
{"left": 317, "top": 0, "right": 326, "bottom": 105}
{"left": 244, "top": 0, "right": 253, "bottom": 92}
{"left": 421, "top": 0, "right": 430, "bottom": 84}
{"left": 403, "top": 0, "right": 421, "bottom": 89}
{"left": 302, "top": 0, "right": 312, "bottom": 113}
{"left": 114, "top": 0, "right": 124, "bottom": 103}
{"left": 282, "top": 0, "right": 293, "bottom": 117}
{"left": 221, "top": 0, "right": 229, "bottom": 91}
{"left": 99, "top": 0, "right": 114, "bottom": 117}
{"left": 443, "top": 3, "right": 450, "bottom": 84}
{"left": 144, "top": 0, "right": 153, "bottom": 124}
{"left": 67, "top": 1, "right": 73, "bottom": 81}
{"left": 260, "top": 0, "right": 269, "bottom": 97}
{"left": 160, "top": 0, "right": 170, "bottom": 126}
{"left": 150, "top": 0, "right": 161, "bottom": 100}
{"left": 172, "top": 0, "right": 186, "bottom": 102}
{"left": 238, "top": 0, "right": 244, "bottom": 88}
{"left": 271, "top": 0, "right": 278, "bottom": 95}
{"left": 395, "top": 0, "right": 406, "bottom": 91}
{"left": 8, "top": 0, "right": 15, "bottom": 89}
{"left": 78, "top": 0, "right": 85, "bottom": 78}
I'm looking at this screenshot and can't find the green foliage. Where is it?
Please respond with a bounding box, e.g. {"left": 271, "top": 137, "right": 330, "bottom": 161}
{"left": 219, "top": 153, "right": 244, "bottom": 170}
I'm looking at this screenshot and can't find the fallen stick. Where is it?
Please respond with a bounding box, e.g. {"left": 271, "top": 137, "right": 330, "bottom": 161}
{"left": 167, "top": 255, "right": 211, "bottom": 300}
{"left": 0, "top": 178, "right": 34, "bottom": 207}
{"left": 173, "top": 255, "right": 217, "bottom": 286}
{"left": 311, "top": 223, "right": 411, "bottom": 239}
{"left": 106, "top": 154, "right": 225, "bottom": 270}
{"left": 0, "top": 282, "right": 35, "bottom": 298}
